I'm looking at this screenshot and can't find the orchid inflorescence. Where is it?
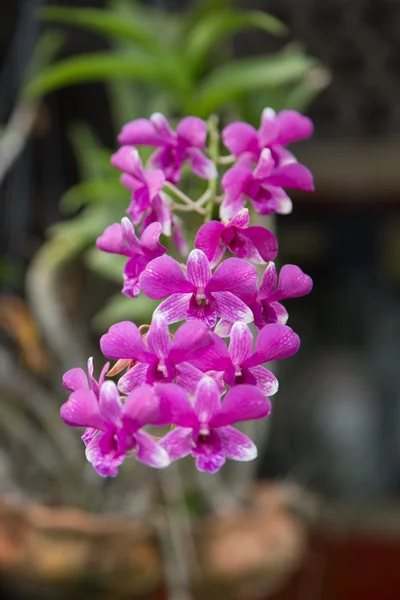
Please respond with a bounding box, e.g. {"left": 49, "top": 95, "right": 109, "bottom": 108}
{"left": 61, "top": 109, "right": 314, "bottom": 476}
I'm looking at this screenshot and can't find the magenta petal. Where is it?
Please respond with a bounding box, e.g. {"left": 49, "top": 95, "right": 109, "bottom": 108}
{"left": 187, "top": 147, "right": 217, "bottom": 180}
{"left": 213, "top": 291, "right": 253, "bottom": 324}
{"left": 268, "top": 161, "right": 314, "bottom": 192}
{"left": 139, "top": 222, "right": 166, "bottom": 258}
{"left": 194, "top": 376, "right": 221, "bottom": 424}
{"left": 140, "top": 255, "right": 193, "bottom": 299}
{"left": 155, "top": 383, "right": 197, "bottom": 427}
{"left": 60, "top": 389, "right": 106, "bottom": 430}
{"left": 218, "top": 426, "right": 257, "bottom": 461}
{"left": 96, "top": 223, "right": 131, "bottom": 256}
{"left": 177, "top": 116, "right": 207, "bottom": 148}
{"left": 176, "top": 363, "right": 204, "bottom": 394}
{"left": 245, "top": 324, "right": 300, "bottom": 367}
{"left": 248, "top": 365, "right": 278, "bottom": 396}
{"left": 154, "top": 293, "right": 192, "bottom": 324}
{"left": 62, "top": 368, "right": 88, "bottom": 392}
{"left": 189, "top": 333, "right": 231, "bottom": 373}
{"left": 186, "top": 249, "right": 211, "bottom": 288}
{"left": 275, "top": 110, "right": 314, "bottom": 145}
{"left": 194, "top": 221, "right": 225, "bottom": 265}
{"left": 211, "top": 385, "right": 270, "bottom": 428}
{"left": 209, "top": 258, "right": 257, "bottom": 301}
{"left": 135, "top": 430, "right": 170, "bottom": 468}
{"left": 193, "top": 432, "right": 226, "bottom": 473}
{"left": 146, "top": 169, "right": 166, "bottom": 199}
{"left": 268, "top": 301, "right": 289, "bottom": 324}
{"left": 187, "top": 295, "right": 217, "bottom": 328}
{"left": 274, "top": 264, "right": 313, "bottom": 300}
{"left": 222, "top": 165, "right": 252, "bottom": 202}
{"left": 169, "top": 321, "right": 213, "bottom": 364}
{"left": 123, "top": 385, "right": 164, "bottom": 429}
{"left": 258, "top": 107, "right": 279, "bottom": 146}
{"left": 228, "top": 322, "right": 253, "bottom": 366}
{"left": 100, "top": 321, "right": 147, "bottom": 361}
{"left": 236, "top": 226, "right": 278, "bottom": 263}
{"left": 118, "top": 118, "right": 163, "bottom": 146}
{"left": 220, "top": 193, "right": 246, "bottom": 222}
{"left": 118, "top": 362, "right": 148, "bottom": 393}
{"left": 258, "top": 262, "right": 278, "bottom": 299}
{"left": 147, "top": 314, "right": 171, "bottom": 359}
{"left": 222, "top": 122, "right": 259, "bottom": 157}
{"left": 111, "top": 146, "right": 144, "bottom": 180}
{"left": 254, "top": 149, "right": 275, "bottom": 179}
{"left": 229, "top": 208, "right": 250, "bottom": 228}
{"left": 160, "top": 427, "right": 193, "bottom": 462}
{"left": 99, "top": 381, "right": 122, "bottom": 425}
{"left": 121, "top": 217, "right": 142, "bottom": 253}
{"left": 214, "top": 319, "right": 234, "bottom": 337}
{"left": 150, "top": 113, "right": 176, "bottom": 143}
{"left": 85, "top": 432, "right": 125, "bottom": 478}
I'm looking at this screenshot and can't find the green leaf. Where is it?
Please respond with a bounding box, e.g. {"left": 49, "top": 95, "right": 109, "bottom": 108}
{"left": 39, "top": 7, "right": 191, "bottom": 94}
{"left": 186, "top": 10, "right": 287, "bottom": 73}
{"left": 59, "top": 179, "right": 125, "bottom": 214}
{"left": 23, "top": 52, "right": 177, "bottom": 100}
{"left": 187, "top": 49, "right": 316, "bottom": 117}
{"left": 39, "top": 6, "right": 160, "bottom": 52}
{"left": 92, "top": 293, "right": 158, "bottom": 331}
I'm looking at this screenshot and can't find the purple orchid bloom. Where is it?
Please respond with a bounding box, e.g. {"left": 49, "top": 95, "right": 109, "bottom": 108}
{"left": 100, "top": 314, "right": 215, "bottom": 394}
{"left": 111, "top": 146, "right": 172, "bottom": 235}
{"left": 194, "top": 208, "right": 278, "bottom": 268}
{"left": 118, "top": 113, "right": 217, "bottom": 184}
{"left": 139, "top": 249, "right": 257, "bottom": 328}
{"left": 60, "top": 380, "right": 170, "bottom": 476}
{"left": 221, "top": 148, "right": 314, "bottom": 221}
{"left": 250, "top": 262, "right": 313, "bottom": 329}
{"left": 192, "top": 322, "right": 300, "bottom": 396}
{"left": 96, "top": 217, "right": 167, "bottom": 298}
{"left": 222, "top": 107, "right": 313, "bottom": 165}
{"left": 157, "top": 376, "right": 270, "bottom": 473}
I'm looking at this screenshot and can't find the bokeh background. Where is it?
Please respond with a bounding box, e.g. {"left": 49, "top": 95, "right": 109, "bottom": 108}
{"left": 1, "top": 1, "right": 400, "bottom": 599}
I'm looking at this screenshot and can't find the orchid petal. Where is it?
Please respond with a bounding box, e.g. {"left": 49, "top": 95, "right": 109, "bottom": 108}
{"left": 118, "top": 362, "right": 148, "bottom": 393}
{"left": 160, "top": 427, "right": 193, "bottom": 461}
{"left": 176, "top": 362, "right": 205, "bottom": 393}
{"left": 193, "top": 432, "right": 225, "bottom": 473}
{"left": 62, "top": 368, "right": 88, "bottom": 393}
{"left": 273, "top": 264, "right": 313, "bottom": 301}
{"left": 60, "top": 389, "right": 106, "bottom": 430}
{"left": 123, "top": 385, "right": 165, "bottom": 429}
{"left": 169, "top": 320, "right": 213, "bottom": 364}
{"left": 194, "top": 376, "right": 221, "bottom": 424}
{"left": 85, "top": 432, "right": 125, "bottom": 477}
{"left": 140, "top": 255, "right": 193, "bottom": 298}
{"left": 275, "top": 110, "right": 314, "bottom": 145}
{"left": 268, "top": 161, "right": 314, "bottom": 192}
{"left": 135, "top": 431, "right": 170, "bottom": 468}
{"left": 209, "top": 258, "right": 257, "bottom": 301}
{"left": 155, "top": 383, "right": 197, "bottom": 428}
{"left": 248, "top": 365, "right": 278, "bottom": 395}
{"left": 154, "top": 293, "right": 192, "bottom": 324}
{"left": 222, "top": 122, "right": 259, "bottom": 157}
{"left": 118, "top": 118, "right": 164, "bottom": 146}
{"left": 212, "top": 291, "right": 253, "bottom": 324}
{"left": 98, "top": 380, "right": 123, "bottom": 425}
{"left": 244, "top": 324, "right": 300, "bottom": 367}
{"left": 267, "top": 301, "right": 289, "bottom": 324}
{"left": 218, "top": 426, "right": 257, "bottom": 461}
{"left": 189, "top": 333, "right": 231, "bottom": 373}
{"left": 150, "top": 112, "right": 176, "bottom": 143}
{"left": 111, "top": 146, "right": 144, "bottom": 180}
{"left": 186, "top": 249, "right": 211, "bottom": 288}
{"left": 254, "top": 148, "right": 275, "bottom": 179}
{"left": 229, "top": 322, "right": 253, "bottom": 366}
{"left": 100, "top": 321, "right": 147, "bottom": 361}
{"left": 177, "top": 116, "right": 207, "bottom": 148}
{"left": 146, "top": 314, "right": 171, "bottom": 359}
{"left": 258, "top": 107, "right": 279, "bottom": 146}
{"left": 187, "top": 147, "right": 217, "bottom": 180}
{"left": 96, "top": 223, "right": 131, "bottom": 257}
{"left": 194, "top": 221, "right": 225, "bottom": 265}
{"left": 258, "top": 262, "right": 278, "bottom": 299}
{"left": 233, "top": 226, "right": 278, "bottom": 263}
{"left": 211, "top": 385, "right": 270, "bottom": 427}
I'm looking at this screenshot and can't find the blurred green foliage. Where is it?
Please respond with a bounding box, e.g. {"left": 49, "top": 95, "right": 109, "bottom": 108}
{"left": 26, "top": 0, "right": 325, "bottom": 329}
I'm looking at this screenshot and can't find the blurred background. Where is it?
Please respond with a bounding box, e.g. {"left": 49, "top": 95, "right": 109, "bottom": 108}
{"left": 1, "top": 1, "right": 400, "bottom": 599}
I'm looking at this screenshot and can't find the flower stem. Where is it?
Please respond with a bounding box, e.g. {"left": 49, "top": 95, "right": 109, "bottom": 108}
{"left": 204, "top": 114, "right": 220, "bottom": 223}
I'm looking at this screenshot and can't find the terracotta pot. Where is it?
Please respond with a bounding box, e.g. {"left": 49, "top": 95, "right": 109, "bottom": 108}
{"left": 0, "top": 484, "right": 308, "bottom": 600}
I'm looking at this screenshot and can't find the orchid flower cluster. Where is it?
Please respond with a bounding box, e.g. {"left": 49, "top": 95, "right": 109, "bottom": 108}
{"left": 61, "top": 109, "right": 314, "bottom": 476}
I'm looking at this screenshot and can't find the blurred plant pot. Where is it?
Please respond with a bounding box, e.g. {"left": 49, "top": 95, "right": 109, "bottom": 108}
{"left": 0, "top": 483, "right": 308, "bottom": 600}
